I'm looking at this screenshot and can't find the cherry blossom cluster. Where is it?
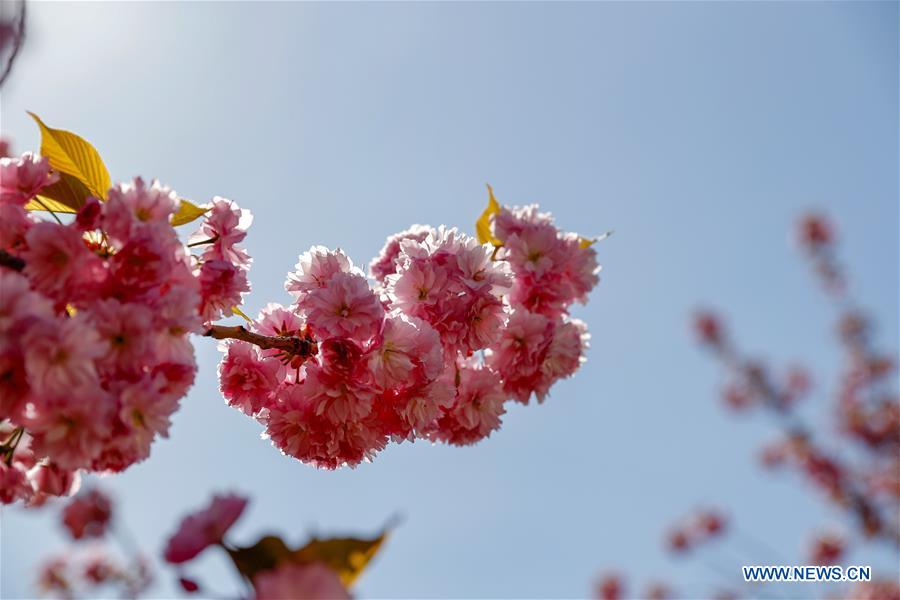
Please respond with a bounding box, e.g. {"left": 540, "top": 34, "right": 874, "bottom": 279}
{"left": 218, "top": 202, "right": 599, "bottom": 468}
{"left": 0, "top": 150, "right": 254, "bottom": 504}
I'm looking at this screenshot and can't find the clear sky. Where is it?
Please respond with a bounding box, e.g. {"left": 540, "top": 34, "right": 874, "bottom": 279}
{"left": 1, "top": 2, "right": 897, "bottom": 599}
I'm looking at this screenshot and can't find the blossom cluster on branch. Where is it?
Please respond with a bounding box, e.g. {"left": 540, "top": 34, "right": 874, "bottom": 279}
{"left": 1, "top": 116, "right": 603, "bottom": 505}
{"left": 219, "top": 199, "right": 598, "bottom": 468}
{"left": 1, "top": 145, "right": 253, "bottom": 504}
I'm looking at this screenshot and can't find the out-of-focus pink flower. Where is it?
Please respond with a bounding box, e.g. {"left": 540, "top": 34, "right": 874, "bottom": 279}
{"left": 0, "top": 460, "right": 33, "bottom": 504}
{"left": 798, "top": 213, "right": 834, "bottom": 249}
{"left": 163, "top": 493, "right": 248, "bottom": 564}
{"left": 28, "top": 461, "right": 80, "bottom": 498}
{"left": 62, "top": 488, "right": 113, "bottom": 539}
{"left": 595, "top": 573, "right": 624, "bottom": 600}
{"left": 693, "top": 311, "right": 723, "bottom": 346}
{"left": 253, "top": 562, "right": 350, "bottom": 600}
{"left": 179, "top": 576, "right": 201, "bottom": 593}
{"left": 810, "top": 532, "right": 844, "bottom": 565}
{"left": 0, "top": 152, "right": 58, "bottom": 205}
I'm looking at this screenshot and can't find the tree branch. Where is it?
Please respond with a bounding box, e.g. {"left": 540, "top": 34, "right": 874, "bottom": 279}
{"left": 204, "top": 324, "right": 315, "bottom": 357}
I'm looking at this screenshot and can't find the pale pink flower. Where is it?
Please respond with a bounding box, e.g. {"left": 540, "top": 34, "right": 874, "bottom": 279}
{"left": 190, "top": 197, "right": 252, "bottom": 266}
{"left": 0, "top": 152, "right": 58, "bottom": 205}
{"left": 23, "top": 222, "right": 105, "bottom": 301}
{"left": 286, "top": 246, "right": 361, "bottom": 297}
{"left": 23, "top": 316, "right": 104, "bottom": 396}
{"left": 486, "top": 307, "right": 553, "bottom": 404}
{"left": 368, "top": 313, "right": 443, "bottom": 388}
{"left": 219, "top": 341, "right": 282, "bottom": 416}
{"left": 104, "top": 178, "right": 177, "bottom": 241}
{"left": 432, "top": 363, "right": 506, "bottom": 446}
{"left": 542, "top": 318, "right": 589, "bottom": 380}
{"left": 369, "top": 224, "right": 434, "bottom": 282}
{"left": 298, "top": 272, "right": 384, "bottom": 342}
{"left": 61, "top": 488, "right": 113, "bottom": 539}
{"left": 252, "top": 303, "right": 308, "bottom": 361}
{"left": 199, "top": 259, "right": 250, "bottom": 322}
{"left": 164, "top": 493, "right": 248, "bottom": 564}
{"left": 253, "top": 562, "right": 350, "bottom": 600}
{"left": 493, "top": 204, "right": 554, "bottom": 240}
{"left": 304, "top": 365, "right": 376, "bottom": 424}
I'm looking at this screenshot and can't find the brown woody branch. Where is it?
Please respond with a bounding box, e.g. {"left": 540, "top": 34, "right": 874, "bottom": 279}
{"left": 0, "top": 0, "right": 26, "bottom": 89}
{"left": 204, "top": 324, "right": 312, "bottom": 355}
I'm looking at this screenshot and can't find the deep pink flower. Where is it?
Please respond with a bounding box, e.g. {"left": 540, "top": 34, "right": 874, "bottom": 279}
{"left": 23, "top": 315, "right": 104, "bottom": 396}
{"left": 0, "top": 461, "right": 33, "bottom": 504}
{"left": 62, "top": 488, "right": 113, "bottom": 539}
{"left": 164, "top": 493, "right": 248, "bottom": 564}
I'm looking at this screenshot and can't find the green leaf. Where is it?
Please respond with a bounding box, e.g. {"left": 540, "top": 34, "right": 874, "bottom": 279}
{"left": 476, "top": 183, "right": 502, "bottom": 246}
{"left": 171, "top": 198, "right": 209, "bottom": 226}
{"left": 292, "top": 532, "right": 388, "bottom": 587}
{"left": 28, "top": 112, "right": 111, "bottom": 203}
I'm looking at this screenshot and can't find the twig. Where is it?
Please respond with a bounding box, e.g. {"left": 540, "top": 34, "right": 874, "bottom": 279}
{"left": 0, "top": 0, "right": 26, "bottom": 88}
{"left": 204, "top": 324, "right": 314, "bottom": 356}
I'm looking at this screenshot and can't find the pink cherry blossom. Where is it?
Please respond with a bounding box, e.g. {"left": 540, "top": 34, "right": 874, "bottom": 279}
{"left": 22, "top": 222, "right": 105, "bottom": 302}
{"left": 164, "top": 493, "right": 248, "bottom": 564}
{"left": 23, "top": 315, "right": 104, "bottom": 396}
{"left": 219, "top": 341, "right": 282, "bottom": 417}
{"left": 198, "top": 259, "right": 250, "bottom": 323}
{"left": 431, "top": 362, "right": 506, "bottom": 445}
{"left": 190, "top": 197, "right": 253, "bottom": 267}
{"left": 369, "top": 224, "right": 433, "bottom": 283}
{"left": 286, "top": 246, "right": 361, "bottom": 297}
{"left": 253, "top": 562, "right": 350, "bottom": 600}
{"left": 298, "top": 272, "right": 384, "bottom": 341}
{"left": 104, "top": 178, "right": 178, "bottom": 242}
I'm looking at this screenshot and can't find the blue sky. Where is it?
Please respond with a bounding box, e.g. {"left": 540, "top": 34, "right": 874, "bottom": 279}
{"left": 1, "top": 2, "right": 897, "bottom": 598}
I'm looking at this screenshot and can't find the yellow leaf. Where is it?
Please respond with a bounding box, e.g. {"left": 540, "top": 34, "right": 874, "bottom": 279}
{"left": 25, "top": 195, "right": 78, "bottom": 214}
{"left": 579, "top": 230, "right": 614, "bottom": 248}
{"left": 171, "top": 198, "right": 209, "bottom": 226}
{"left": 24, "top": 171, "right": 94, "bottom": 213}
{"left": 232, "top": 306, "right": 253, "bottom": 323}
{"left": 293, "top": 532, "right": 388, "bottom": 587}
{"left": 28, "top": 112, "right": 111, "bottom": 203}
{"left": 227, "top": 536, "right": 292, "bottom": 581}
{"left": 476, "top": 184, "right": 502, "bottom": 246}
